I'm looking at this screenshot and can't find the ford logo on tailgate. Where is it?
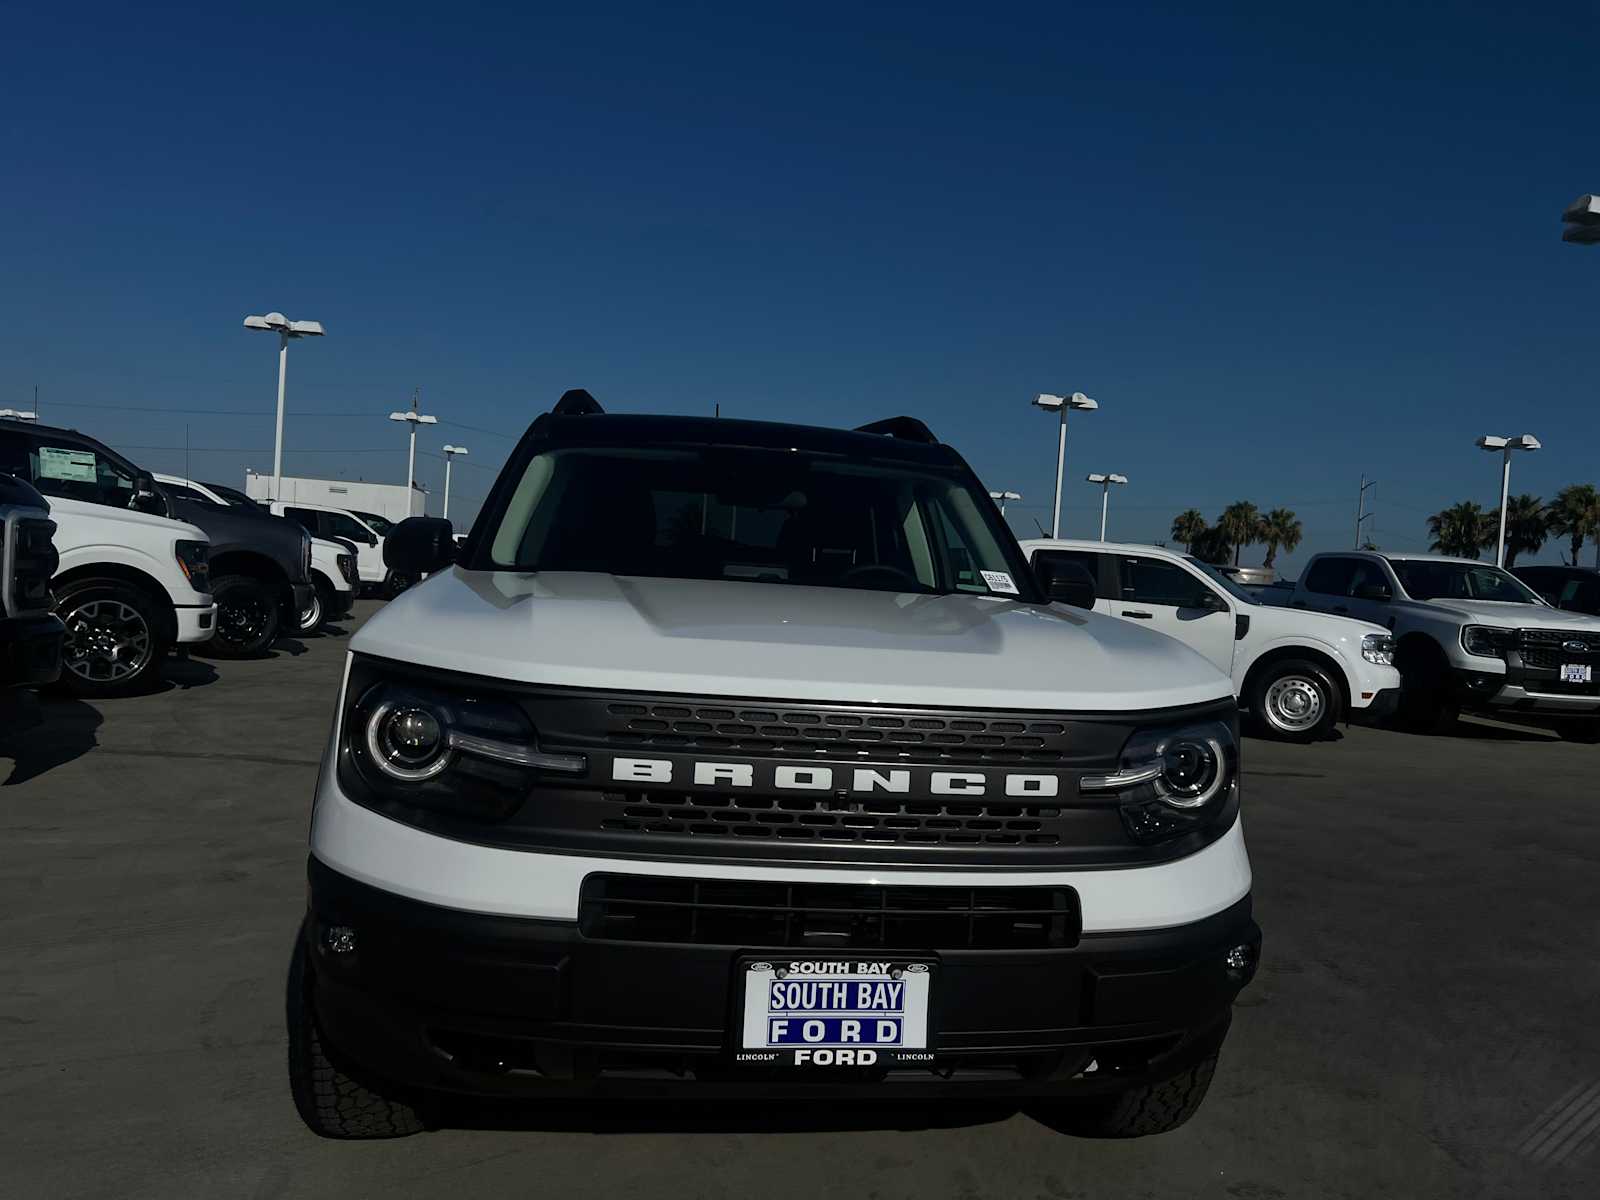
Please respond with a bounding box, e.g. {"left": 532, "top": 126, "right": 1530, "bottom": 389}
{"left": 1562, "top": 640, "right": 1590, "bottom": 654}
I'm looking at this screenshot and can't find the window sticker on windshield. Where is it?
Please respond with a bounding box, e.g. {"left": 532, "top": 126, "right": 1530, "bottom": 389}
{"left": 980, "top": 570, "right": 1019, "bottom": 595}
{"left": 38, "top": 447, "right": 98, "bottom": 483}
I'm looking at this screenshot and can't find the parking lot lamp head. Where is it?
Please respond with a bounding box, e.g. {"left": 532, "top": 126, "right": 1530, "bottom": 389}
{"left": 1032, "top": 391, "right": 1098, "bottom": 538}
{"left": 1476, "top": 434, "right": 1541, "bottom": 567}
{"left": 389, "top": 396, "right": 439, "bottom": 507}
{"left": 988, "top": 489, "right": 1021, "bottom": 516}
{"left": 244, "top": 312, "right": 325, "bottom": 503}
{"left": 1562, "top": 195, "right": 1600, "bottom": 244}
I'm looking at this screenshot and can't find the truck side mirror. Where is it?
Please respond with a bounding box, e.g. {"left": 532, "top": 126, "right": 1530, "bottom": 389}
{"left": 131, "top": 472, "right": 168, "bottom": 516}
{"left": 385, "top": 517, "right": 456, "bottom": 575}
{"left": 1034, "top": 557, "right": 1096, "bottom": 609}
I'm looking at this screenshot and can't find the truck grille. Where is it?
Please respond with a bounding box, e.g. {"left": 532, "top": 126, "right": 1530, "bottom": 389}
{"left": 595, "top": 789, "right": 1066, "bottom": 847}
{"left": 578, "top": 875, "right": 1081, "bottom": 948}
{"left": 5, "top": 515, "right": 57, "bottom": 617}
{"left": 1518, "top": 628, "right": 1600, "bottom": 672}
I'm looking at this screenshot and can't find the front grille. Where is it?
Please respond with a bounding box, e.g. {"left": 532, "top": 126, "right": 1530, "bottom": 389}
{"left": 1516, "top": 630, "right": 1593, "bottom": 684}
{"left": 5, "top": 515, "right": 57, "bottom": 617}
{"left": 578, "top": 874, "right": 1080, "bottom": 948}
{"left": 595, "top": 789, "right": 1066, "bottom": 847}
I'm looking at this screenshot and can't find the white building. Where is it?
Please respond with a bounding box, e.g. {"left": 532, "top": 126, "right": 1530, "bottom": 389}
{"left": 243, "top": 472, "right": 425, "bottom": 522}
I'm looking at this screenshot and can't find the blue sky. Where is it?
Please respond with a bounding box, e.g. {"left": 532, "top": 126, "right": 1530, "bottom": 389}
{"left": 3, "top": 1, "right": 1596, "bottom": 571}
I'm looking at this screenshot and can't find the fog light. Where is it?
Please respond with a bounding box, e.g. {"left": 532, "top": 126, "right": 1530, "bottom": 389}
{"left": 323, "top": 925, "right": 357, "bottom": 955}
{"left": 1224, "top": 941, "right": 1258, "bottom": 985}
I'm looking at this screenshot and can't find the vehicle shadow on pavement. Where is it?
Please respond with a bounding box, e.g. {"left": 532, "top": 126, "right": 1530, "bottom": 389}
{"left": 427, "top": 1096, "right": 1018, "bottom": 1136}
{"left": 0, "top": 692, "right": 102, "bottom": 786}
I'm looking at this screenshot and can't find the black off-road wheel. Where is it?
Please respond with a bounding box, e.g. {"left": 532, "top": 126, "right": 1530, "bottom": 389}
{"left": 1041, "top": 1049, "right": 1221, "bottom": 1138}
{"left": 286, "top": 928, "right": 427, "bottom": 1140}
{"left": 206, "top": 576, "right": 281, "bottom": 658}
{"left": 52, "top": 578, "right": 168, "bottom": 698}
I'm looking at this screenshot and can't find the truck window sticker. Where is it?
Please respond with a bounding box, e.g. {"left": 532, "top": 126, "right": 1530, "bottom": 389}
{"left": 37, "top": 446, "right": 99, "bottom": 483}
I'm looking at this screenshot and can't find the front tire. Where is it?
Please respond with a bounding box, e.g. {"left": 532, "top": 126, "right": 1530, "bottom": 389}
{"left": 298, "top": 580, "right": 330, "bottom": 636}
{"left": 1248, "top": 659, "right": 1340, "bottom": 741}
{"left": 207, "top": 576, "right": 282, "bottom": 658}
{"left": 53, "top": 579, "right": 168, "bottom": 698}
{"left": 1042, "top": 1048, "right": 1221, "bottom": 1138}
{"left": 1394, "top": 639, "right": 1458, "bottom": 735}
{"left": 286, "top": 928, "right": 426, "bottom": 1139}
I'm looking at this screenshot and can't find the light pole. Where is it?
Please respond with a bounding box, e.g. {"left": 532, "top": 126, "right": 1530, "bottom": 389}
{"left": 1085, "top": 473, "right": 1128, "bottom": 541}
{"left": 243, "top": 312, "right": 325, "bottom": 502}
{"left": 1562, "top": 194, "right": 1600, "bottom": 244}
{"left": 441, "top": 444, "right": 468, "bottom": 520}
{"left": 1032, "top": 392, "right": 1098, "bottom": 538}
{"left": 389, "top": 389, "right": 438, "bottom": 514}
{"left": 1475, "top": 434, "right": 1541, "bottom": 567}
{"left": 988, "top": 489, "right": 1021, "bottom": 516}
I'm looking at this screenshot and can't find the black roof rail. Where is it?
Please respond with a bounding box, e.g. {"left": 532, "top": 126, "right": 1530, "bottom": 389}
{"left": 854, "top": 416, "right": 938, "bottom": 445}
{"left": 552, "top": 388, "right": 604, "bottom": 416}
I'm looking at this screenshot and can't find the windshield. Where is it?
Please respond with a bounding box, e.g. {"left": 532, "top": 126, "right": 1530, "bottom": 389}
{"left": 204, "top": 482, "right": 259, "bottom": 508}
{"left": 483, "top": 444, "right": 1032, "bottom": 598}
{"left": 355, "top": 511, "right": 394, "bottom": 535}
{"left": 1393, "top": 560, "right": 1543, "bottom": 604}
{"left": 1186, "top": 557, "right": 1259, "bottom": 604}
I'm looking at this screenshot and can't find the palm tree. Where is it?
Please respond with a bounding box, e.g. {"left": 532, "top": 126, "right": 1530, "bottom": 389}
{"left": 1427, "top": 501, "right": 1493, "bottom": 558}
{"left": 1259, "top": 508, "right": 1303, "bottom": 569}
{"left": 1216, "top": 501, "right": 1261, "bottom": 567}
{"left": 1490, "top": 494, "right": 1547, "bottom": 567}
{"left": 1170, "top": 509, "right": 1207, "bottom": 553}
{"left": 1547, "top": 484, "right": 1600, "bottom": 566}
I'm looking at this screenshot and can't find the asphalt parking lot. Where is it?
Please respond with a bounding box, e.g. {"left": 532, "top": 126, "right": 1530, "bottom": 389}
{"left": 2, "top": 601, "right": 1597, "bottom": 1200}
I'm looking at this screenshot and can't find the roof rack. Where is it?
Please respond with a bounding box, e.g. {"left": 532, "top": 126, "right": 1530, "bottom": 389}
{"left": 552, "top": 388, "right": 605, "bottom": 416}
{"left": 854, "top": 416, "right": 938, "bottom": 445}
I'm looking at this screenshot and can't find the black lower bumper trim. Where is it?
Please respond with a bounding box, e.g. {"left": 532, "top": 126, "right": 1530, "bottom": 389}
{"left": 303, "top": 858, "right": 1258, "bottom": 1099}
{"left": 0, "top": 614, "right": 64, "bottom": 688}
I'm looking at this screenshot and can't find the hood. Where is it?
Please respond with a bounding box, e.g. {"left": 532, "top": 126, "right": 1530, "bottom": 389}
{"left": 351, "top": 570, "right": 1235, "bottom": 711}
{"left": 1251, "top": 604, "right": 1388, "bottom": 638}
{"left": 170, "top": 498, "right": 308, "bottom": 576}
{"left": 1415, "top": 598, "right": 1600, "bottom": 631}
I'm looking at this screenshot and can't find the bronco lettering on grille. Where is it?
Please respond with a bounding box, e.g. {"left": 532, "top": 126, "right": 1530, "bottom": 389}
{"left": 610, "top": 756, "right": 1062, "bottom": 798}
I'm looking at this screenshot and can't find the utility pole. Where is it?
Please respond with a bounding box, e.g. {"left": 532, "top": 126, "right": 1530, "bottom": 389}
{"left": 1354, "top": 475, "right": 1377, "bottom": 548}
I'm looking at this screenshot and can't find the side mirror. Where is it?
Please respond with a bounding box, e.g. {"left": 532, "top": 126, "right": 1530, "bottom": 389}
{"left": 1353, "top": 583, "right": 1392, "bottom": 602}
{"left": 1034, "top": 557, "right": 1097, "bottom": 609}
{"left": 132, "top": 473, "right": 167, "bottom": 515}
{"left": 385, "top": 517, "right": 456, "bottom": 575}
{"left": 1200, "top": 589, "right": 1229, "bottom": 612}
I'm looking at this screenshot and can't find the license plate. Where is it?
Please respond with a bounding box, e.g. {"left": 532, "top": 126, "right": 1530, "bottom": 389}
{"left": 738, "top": 960, "right": 932, "bottom": 1066}
{"left": 1562, "top": 663, "right": 1593, "bottom": 684}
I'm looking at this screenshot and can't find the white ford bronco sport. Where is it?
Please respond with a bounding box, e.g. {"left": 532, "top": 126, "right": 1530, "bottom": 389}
{"left": 288, "top": 392, "right": 1260, "bottom": 1139}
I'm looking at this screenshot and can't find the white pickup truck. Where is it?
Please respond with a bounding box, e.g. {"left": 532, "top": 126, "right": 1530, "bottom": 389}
{"left": 1019, "top": 540, "right": 1401, "bottom": 741}
{"left": 1287, "top": 551, "right": 1600, "bottom": 739}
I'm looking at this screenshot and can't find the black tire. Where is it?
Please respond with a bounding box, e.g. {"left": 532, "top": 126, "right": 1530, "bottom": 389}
{"left": 1393, "top": 639, "right": 1458, "bottom": 734}
{"left": 286, "top": 927, "right": 426, "bottom": 1139}
{"left": 206, "top": 575, "right": 282, "bottom": 658}
{"left": 299, "top": 579, "right": 332, "bottom": 636}
{"left": 1043, "top": 1049, "right": 1220, "bottom": 1138}
{"left": 1246, "top": 659, "right": 1341, "bottom": 742}
{"left": 51, "top": 578, "right": 168, "bottom": 698}
{"left": 382, "top": 569, "right": 416, "bottom": 600}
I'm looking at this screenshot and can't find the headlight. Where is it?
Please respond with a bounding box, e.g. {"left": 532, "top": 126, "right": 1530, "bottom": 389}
{"left": 301, "top": 530, "right": 313, "bottom": 578}
{"left": 174, "top": 539, "right": 210, "bottom": 593}
{"left": 343, "top": 679, "right": 585, "bottom": 821}
{"left": 1462, "top": 625, "right": 1515, "bottom": 659}
{"left": 1361, "top": 633, "right": 1395, "bottom": 666}
{"left": 1080, "top": 718, "right": 1238, "bottom": 843}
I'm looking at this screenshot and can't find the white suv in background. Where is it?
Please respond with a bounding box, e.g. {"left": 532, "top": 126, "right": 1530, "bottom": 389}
{"left": 1019, "top": 539, "right": 1401, "bottom": 741}
{"left": 269, "top": 502, "right": 392, "bottom": 595}
{"left": 0, "top": 421, "right": 216, "bottom": 696}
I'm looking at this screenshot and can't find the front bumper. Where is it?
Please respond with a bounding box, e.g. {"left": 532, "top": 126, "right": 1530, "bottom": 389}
{"left": 0, "top": 613, "right": 64, "bottom": 687}
{"left": 291, "top": 582, "right": 315, "bottom": 616}
{"left": 326, "top": 587, "right": 356, "bottom": 622}
{"left": 303, "top": 858, "right": 1259, "bottom": 1100}
{"left": 173, "top": 602, "right": 217, "bottom": 644}
{"left": 1351, "top": 686, "right": 1400, "bottom": 724}
{"left": 1452, "top": 660, "right": 1600, "bottom": 714}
